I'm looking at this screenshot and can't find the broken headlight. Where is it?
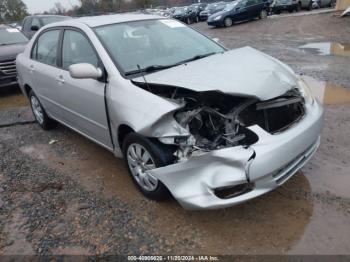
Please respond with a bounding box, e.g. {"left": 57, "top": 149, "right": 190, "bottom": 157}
{"left": 298, "top": 77, "right": 314, "bottom": 104}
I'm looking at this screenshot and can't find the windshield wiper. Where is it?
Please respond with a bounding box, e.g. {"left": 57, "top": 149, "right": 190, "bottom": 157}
{"left": 178, "top": 52, "right": 218, "bottom": 64}
{"left": 125, "top": 52, "right": 219, "bottom": 76}
{"left": 125, "top": 64, "right": 175, "bottom": 76}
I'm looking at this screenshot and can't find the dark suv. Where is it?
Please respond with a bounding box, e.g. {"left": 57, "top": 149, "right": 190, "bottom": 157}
{"left": 208, "top": 0, "right": 269, "bottom": 27}
{"left": 0, "top": 25, "right": 28, "bottom": 88}
{"left": 21, "top": 15, "right": 71, "bottom": 39}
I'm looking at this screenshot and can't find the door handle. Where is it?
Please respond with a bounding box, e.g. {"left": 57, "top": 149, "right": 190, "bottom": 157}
{"left": 29, "top": 65, "right": 35, "bottom": 73}
{"left": 56, "top": 75, "right": 65, "bottom": 84}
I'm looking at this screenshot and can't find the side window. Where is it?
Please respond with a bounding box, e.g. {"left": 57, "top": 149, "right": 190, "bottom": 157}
{"left": 34, "top": 30, "right": 60, "bottom": 66}
{"left": 31, "top": 18, "right": 41, "bottom": 30}
{"left": 23, "top": 17, "right": 32, "bottom": 31}
{"left": 246, "top": 0, "right": 256, "bottom": 6}
{"left": 62, "top": 30, "right": 99, "bottom": 71}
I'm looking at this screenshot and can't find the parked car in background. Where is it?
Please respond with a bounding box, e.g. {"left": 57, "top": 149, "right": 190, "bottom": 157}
{"left": 17, "top": 14, "right": 323, "bottom": 210}
{"left": 199, "top": 2, "right": 227, "bottom": 21}
{"left": 0, "top": 25, "right": 28, "bottom": 88}
{"left": 188, "top": 3, "right": 208, "bottom": 21}
{"left": 270, "top": 0, "right": 300, "bottom": 13}
{"left": 299, "top": 0, "right": 334, "bottom": 9}
{"left": 208, "top": 0, "right": 269, "bottom": 27}
{"left": 172, "top": 6, "right": 198, "bottom": 24}
{"left": 8, "top": 21, "right": 22, "bottom": 31}
{"left": 21, "top": 15, "right": 71, "bottom": 39}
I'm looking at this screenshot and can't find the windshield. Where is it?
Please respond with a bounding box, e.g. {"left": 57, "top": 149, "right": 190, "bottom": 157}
{"left": 174, "top": 7, "right": 187, "bottom": 14}
{"left": 95, "top": 19, "right": 224, "bottom": 76}
{"left": 224, "top": 1, "right": 239, "bottom": 11}
{"left": 0, "top": 28, "right": 28, "bottom": 45}
{"left": 41, "top": 16, "right": 71, "bottom": 26}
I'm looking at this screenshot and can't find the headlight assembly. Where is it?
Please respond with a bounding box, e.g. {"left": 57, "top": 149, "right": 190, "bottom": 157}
{"left": 214, "top": 15, "right": 222, "bottom": 21}
{"left": 298, "top": 77, "right": 314, "bottom": 104}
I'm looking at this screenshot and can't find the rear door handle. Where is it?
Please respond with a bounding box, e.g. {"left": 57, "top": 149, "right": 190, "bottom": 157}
{"left": 56, "top": 75, "right": 65, "bottom": 84}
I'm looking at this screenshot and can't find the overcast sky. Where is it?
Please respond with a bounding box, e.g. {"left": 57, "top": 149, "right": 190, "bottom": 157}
{"left": 22, "top": 0, "right": 81, "bottom": 14}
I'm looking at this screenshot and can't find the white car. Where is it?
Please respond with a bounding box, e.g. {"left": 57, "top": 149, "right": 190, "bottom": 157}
{"left": 16, "top": 14, "right": 323, "bottom": 210}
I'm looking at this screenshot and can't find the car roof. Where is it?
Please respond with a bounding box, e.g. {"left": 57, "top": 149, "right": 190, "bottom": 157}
{"left": 46, "top": 13, "right": 163, "bottom": 29}
{"left": 26, "top": 15, "right": 69, "bottom": 18}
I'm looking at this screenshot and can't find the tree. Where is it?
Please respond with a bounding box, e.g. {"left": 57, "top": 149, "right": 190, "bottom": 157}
{"left": 0, "top": 0, "right": 28, "bottom": 22}
{"left": 49, "top": 2, "right": 66, "bottom": 15}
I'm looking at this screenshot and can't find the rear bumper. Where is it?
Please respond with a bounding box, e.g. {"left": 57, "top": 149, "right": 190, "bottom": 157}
{"left": 150, "top": 100, "right": 324, "bottom": 210}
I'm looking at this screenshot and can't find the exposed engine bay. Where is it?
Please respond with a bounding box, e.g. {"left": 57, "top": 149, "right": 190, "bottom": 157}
{"left": 133, "top": 81, "right": 306, "bottom": 160}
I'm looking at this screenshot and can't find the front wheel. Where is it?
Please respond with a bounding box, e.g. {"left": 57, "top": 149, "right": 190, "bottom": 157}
{"left": 259, "top": 9, "right": 268, "bottom": 19}
{"left": 122, "top": 133, "right": 174, "bottom": 200}
{"left": 28, "top": 90, "right": 56, "bottom": 130}
{"left": 223, "top": 17, "right": 233, "bottom": 27}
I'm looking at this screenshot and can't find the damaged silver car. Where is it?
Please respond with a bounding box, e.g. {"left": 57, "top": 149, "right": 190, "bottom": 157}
{"left": 16, "top": 14, "right": 323, "bottom": 210}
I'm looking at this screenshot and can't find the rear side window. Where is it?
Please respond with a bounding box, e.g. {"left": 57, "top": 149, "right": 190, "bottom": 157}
{"left": 62, "top": 30, "right": 99, "bottom": 70}
{"left": 33, "top": 30, "right": 60, "bottom": 66}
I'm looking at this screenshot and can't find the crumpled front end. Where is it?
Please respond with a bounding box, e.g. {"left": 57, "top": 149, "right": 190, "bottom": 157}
{"left": 133, "top": 76, "right": 323, "bottom": 210}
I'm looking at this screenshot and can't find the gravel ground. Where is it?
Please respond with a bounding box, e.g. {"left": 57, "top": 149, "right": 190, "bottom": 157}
{"left": 0, "top": 11, "right": 350, "bottom": 256}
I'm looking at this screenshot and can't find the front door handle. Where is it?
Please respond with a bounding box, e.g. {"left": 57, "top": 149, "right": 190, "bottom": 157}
{"left": 56, "top": 75, "right": 65, "bottom": 84}
{"left": 29, "top": 65, "right": 35, "bottom": 73}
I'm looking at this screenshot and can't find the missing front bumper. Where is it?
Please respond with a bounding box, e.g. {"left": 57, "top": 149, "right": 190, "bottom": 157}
{"left": 150, "top": 100, "right": 323, "bottom": 210}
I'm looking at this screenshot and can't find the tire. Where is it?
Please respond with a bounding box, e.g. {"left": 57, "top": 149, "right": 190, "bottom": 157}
{"left": 259, "top": 9, "right": 268, "bottom": 19}
{"left": 223, "top": 17, "right": 233, "bottom": 27}
{"left": 28, "top": 90, "right": 56, "bottom": 130}
{"left": 122, "top": 133, "right": 175, "bottom": 200}
{"left": 307, "top": 1, "right": 313, "bottom": 10}
{"left": 186, "top": 17, "right": 191, "bottom": 24}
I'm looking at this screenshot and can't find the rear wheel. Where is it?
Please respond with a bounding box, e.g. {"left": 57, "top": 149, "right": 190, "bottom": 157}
{"left": 122, "top": 133, "right": 174, "bottom": 200}
{"left": 223, "top": 17, "right": 233, "bottom": 27}
{"left": 259, "top": 9, "right": 268, "bottom": 19}
{"left": 28, "top": 90, "right": 56, "bottom": 130}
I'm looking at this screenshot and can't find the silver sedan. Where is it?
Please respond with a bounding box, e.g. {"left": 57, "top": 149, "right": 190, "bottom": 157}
{"left": 16, "top": 14, "right": 323, "bottom": 210}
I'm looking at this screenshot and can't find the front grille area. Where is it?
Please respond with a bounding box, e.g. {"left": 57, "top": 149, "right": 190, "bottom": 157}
{"left": 0, "top": 60, "right": 16, "bottom": 75}
{"left": 239, "top": 89, "right": 306, "bottom": 134}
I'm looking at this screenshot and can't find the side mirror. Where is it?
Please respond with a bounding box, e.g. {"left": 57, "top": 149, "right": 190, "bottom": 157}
{"left": 31, "top": 25, "right": 40, "bottom": 31}
{"left": 69, "top": 63, "right": 103, "bottom": 80}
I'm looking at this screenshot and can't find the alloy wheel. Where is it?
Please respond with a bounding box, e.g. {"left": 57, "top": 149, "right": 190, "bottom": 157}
{"left": 224, "top": 17, "right": 233, "bottom": 27}
{"left": 126, "top": 143, "right": 158, "bottom": 192}
{"left": 30, "top": 96, "right": 44, "bottom": 124}
{"left": 260, "top": 10, "right": 268, "bottom": 19}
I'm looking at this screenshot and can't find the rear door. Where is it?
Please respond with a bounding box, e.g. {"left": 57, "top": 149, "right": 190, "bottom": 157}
{"left": 232, "top": 0, "right": 249, "bottom": 21}
{"left": 54, "top": 28, "right": 112, "bottom": 148}
{"left": 246, "top": 0, "right": 263, "bottom": 18}
{"left": 29, "top": 29, "right": 63, "bottom": 118}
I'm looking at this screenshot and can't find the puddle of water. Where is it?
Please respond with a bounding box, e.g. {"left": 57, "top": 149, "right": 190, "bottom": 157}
{"left": 299, "top": 42, "right": 350, "bottom": 57}
{"left": 302, "top": 76, "right": 350, "bottom": 105}
{"left": 0, "top": 93, "right": 28, "bottom": 110}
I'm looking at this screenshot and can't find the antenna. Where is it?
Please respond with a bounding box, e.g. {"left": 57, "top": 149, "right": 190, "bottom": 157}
{"left": 137, "top": 64, "right": 151, "bottom": 92}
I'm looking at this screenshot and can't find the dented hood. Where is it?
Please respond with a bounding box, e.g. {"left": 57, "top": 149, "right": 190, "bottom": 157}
{"left": 133, "top": 47, "right": 298, "bottom": 100}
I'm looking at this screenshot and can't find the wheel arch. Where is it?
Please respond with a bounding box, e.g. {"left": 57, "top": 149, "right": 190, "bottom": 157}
{"left": 23, "top": 84, "right": 32, "bottom": 98}
{"left": 118, "top": 124, "right": 135, "bottom": 150}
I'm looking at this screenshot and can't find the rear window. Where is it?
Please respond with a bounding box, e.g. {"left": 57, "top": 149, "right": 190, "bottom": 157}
{"left": 0, "top": 28, "right": 28, "bottom": 45}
